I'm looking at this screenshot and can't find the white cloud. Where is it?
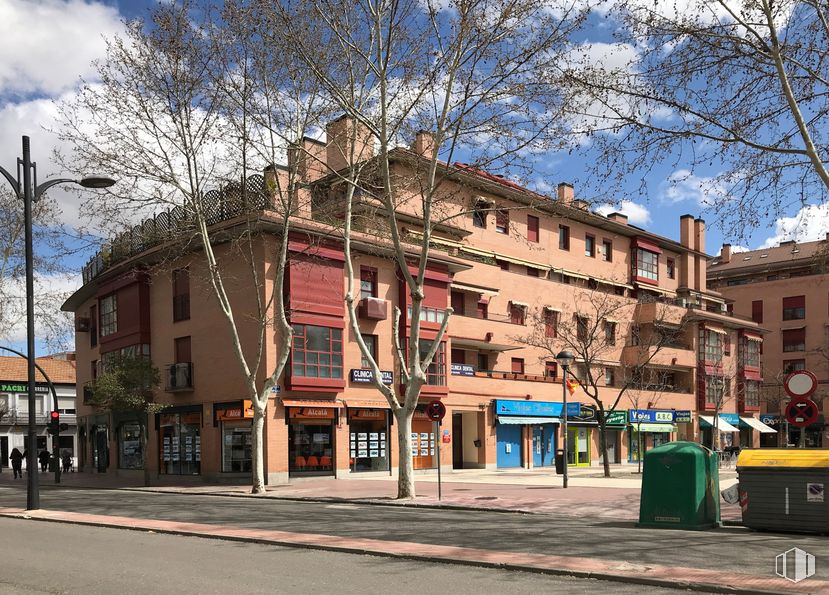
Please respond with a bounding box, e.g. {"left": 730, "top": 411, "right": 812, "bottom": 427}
{"left": 0, "top": 0, "right": 123, "bottom": 99}
{"left": 716, "top": 244, "right": 748, "bottom": 255}
{"left": 595, "top": 199, "right": 651, "bottom": 226}
{"left": 759, "top": 203, "right": 829, "bottom": 248}
{"left": 0, "top": 272, "right": 79, "bottom": 348}
{"left": 660, "top": 169, "right": 728, "bottom": 207}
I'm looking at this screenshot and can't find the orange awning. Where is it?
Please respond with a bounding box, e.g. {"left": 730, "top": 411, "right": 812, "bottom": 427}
{"left": 345, "top": 399, "right": 391, "bottom": 409}
{"left": 281, "top": 399, "right": 343, "bottom": 409}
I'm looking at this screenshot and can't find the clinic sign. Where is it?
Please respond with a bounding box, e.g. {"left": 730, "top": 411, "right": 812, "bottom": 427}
{"left": 350, "top": 369, "right": 394, "bottom": 385}
{"left": 629, "top": 409, "right": 675, "bottom": 423}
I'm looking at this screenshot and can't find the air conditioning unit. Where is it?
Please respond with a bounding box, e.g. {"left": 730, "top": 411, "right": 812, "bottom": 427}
{"left": 358, "top": 297, "right": 388, "bottom": 320}
{"left": 75, "top": 317, "right": 90, "bottom": 332}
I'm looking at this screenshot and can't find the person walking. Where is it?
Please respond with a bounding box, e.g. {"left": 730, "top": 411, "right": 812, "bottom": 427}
{"left": 61, "top": 450, "right": 72, "bottom": 473}
{"left": 38, "top": 449, "right": 51, "bottom": 472}
{"left": 9, "top": 448, "right": 23, "bottom": 479}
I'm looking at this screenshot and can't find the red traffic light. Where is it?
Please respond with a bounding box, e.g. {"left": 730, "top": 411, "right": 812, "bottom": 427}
{"left": 50, "top": 411, "right": 60, "bottom": 421}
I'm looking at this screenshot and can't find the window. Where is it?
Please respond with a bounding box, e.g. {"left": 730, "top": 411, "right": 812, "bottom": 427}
{"left": 497, "top": 259, "right": 509, "bottom": 271}
{"left": 723, "top": 334, "right": 731, "bottom": 356}
{"left": 360, "top": 267, "right": 378, "bottom": 300}
{"left": 407, "top": 305, "right": 447, "bottom": 324}
{"left": 119, "top": 422, "right": 143, "bottom": 469}
{"left": 635, "top": 249, "right": 659, "bottom": 282}
{"left": 703, "top": 330, "right": 723, "bottom": 362}
{"left": 559, "top": 225, "right": 570, "bottom": 250}
{"left": 450, "top": 291, "right": 465, "bottom": 316}
{"left": 604, "top": 367, "right": 615, "bottom": 386}
{"left": 782, "top": 295, "right": 805, "bottom": 320}
{"left": 291, "top": 325, "right": 344, "bottom": 378}
{"left": 495, "top": 209, "right": 509, "bottom": 234}
{"left": 360, "top": 334, "right": 377, "bottom": 369}
{"left": 742, "top": 339, "right": 760, "bottom": 368}
{"left": 744, "top": 381, "right": 760, "bottom": 408}
{"left": 511, "top": 358, "right": 525, "bottom": 374}
{"left": 476, "top": 300, "right": 489, "bottom": 319}
{"left": 784, "top": 359, "right": 805, "bottom": 373}
{"left": 704, "top": 376, "right": 727, "bottom": 406}
{"left": 527, "top": 267, "right": 539, "bottom": 277}
{"left": 604, "top": 321, "right": 616, "bottom": 345}
{"left": 545, "top": 361, "right": 558, "bottom": 379}
{"left": 173, "top": 268, "right": 190, "bottom": 322}
{"left": 585, "top": 234, "right": 595, "bottom": 257}
{"left": 418, "top": 340, "right": 446, "bottom": 385}
{"left": 577, "top": 316, "right": 589, "bottom": 342}
{"left": 601, "top": 240, "right": 612, "bottom": 262}
{"left": 527, "top": 215, "right": 539, "bottom": 242}
{"left": 477, "top": 353, "right": 488, "bottom": 372}
{"left": 751, "top": 300, "right": 763, "bottom": 323}
{"left": 782, "top": 328, "right": 805, "bottom": 352}
{"left": 174, "top": 336, "right": 191, "bottom": 363}
{"left": 89, "top": 305, "right": 98, "bottom": 347}
{"left": 472, "top": 201, "right": 487, "bottom": 228}
{"left": 544, "top": 309, "right": 558, "bottom": 338}
{"left": 510, "top": 303, "right": 526, "bottom": 325}
{"left": 99, "top": 294, "right": 117, "bottom": 337}
{"left": 91, "top": 360, "right": 98, "bottom": 381}
{"left": 451, "top": 348, "right": 465, "bottom": 365}
{"left": 666, "top": 258, "right": 675, "bottom": 279}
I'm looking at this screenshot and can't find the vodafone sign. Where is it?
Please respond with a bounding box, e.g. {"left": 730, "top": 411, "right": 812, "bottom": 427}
{"left": 784, "top": 370, "right": 818, "bottom": 399}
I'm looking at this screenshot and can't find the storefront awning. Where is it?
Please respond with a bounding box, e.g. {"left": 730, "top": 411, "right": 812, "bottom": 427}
{"left": 699, "top": 415, "right": 739, "bottom": 433}
{"left": 632, "top": 423, "right": 676, "bottom": 433}
{"left": 497, "top": 416, "right": 560, "bottom": 425}
{"left": 740, "top": 416, "right": 777, "bottom": 434}
{"left": 282, "top": 399, "right": 343, "bottom": 409}
{"left": 344, "top": 399, "right": 391, "bottom": 409}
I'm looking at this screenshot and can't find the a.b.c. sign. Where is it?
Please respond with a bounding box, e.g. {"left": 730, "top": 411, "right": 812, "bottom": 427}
{"left": 426, "top": 400, "right": 446, "bottom": 421}
{"left": 629, "top": 409, "right": 675, "bottom": 424}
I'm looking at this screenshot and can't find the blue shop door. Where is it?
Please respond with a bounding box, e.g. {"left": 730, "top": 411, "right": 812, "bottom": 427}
{"left": 533, "top": 425, "right": 556, "bottom": 466}
{"left": 496, "top": 424, "right": 522, "bottom": 468}
{"left": 532, "top": 426, "right": 543, "bottom": 467}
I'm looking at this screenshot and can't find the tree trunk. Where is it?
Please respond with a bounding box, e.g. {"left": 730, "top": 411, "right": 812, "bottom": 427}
{"left": 139, "top": 421, "right": 150, "bottom": 487}
{"left": 251, "top": 404, "right": 266, "bottom": 494}
{"left": 395, "top": 409, "right": 416, "bottom": 499}
{"left": 599, "top": 420, "right": 611, "bottom": 478}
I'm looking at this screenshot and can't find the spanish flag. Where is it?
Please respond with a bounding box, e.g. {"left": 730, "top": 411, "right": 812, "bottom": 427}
{"left": 566, "top": 378, "right": 581, "bottom": 395}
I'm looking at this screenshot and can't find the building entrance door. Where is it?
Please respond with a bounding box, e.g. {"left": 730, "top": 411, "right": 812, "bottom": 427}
{"left": 567, "top": 427, "right": 590, "bottom": 466}
{"left": 452, "top": 413, "right": 463, "bottom": 469}
{"left": 0, "top": 436, "right": 7, "bottom": 468}
{"left": 532, "top": 425, "right": 555, "bottom": 467}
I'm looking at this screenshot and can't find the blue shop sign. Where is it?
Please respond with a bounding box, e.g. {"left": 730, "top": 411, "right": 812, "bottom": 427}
{"left": 629, "top": 409, "right": 675, "bottom": 423}
{"left": 451, "top": 364, "right": 475, "bottom": 376}
{"left": 675, "top": 410, "right": 692, "bottom": 424}
{"left": 720, "top": 413, "right": 740, "bottom": 426}
{"left": 350, "top": 369, "right": 393, "bottom": 385}
{"left": 495, "top": 399, "right": 579, "bottom": 417}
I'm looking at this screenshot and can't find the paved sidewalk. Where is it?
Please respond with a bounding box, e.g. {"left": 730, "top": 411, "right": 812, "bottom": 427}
{"left": 0, "top": 505, "right": 822, "bottom": 594}
{"left": 0, "top": 466, "right": 743, "bottom": 521}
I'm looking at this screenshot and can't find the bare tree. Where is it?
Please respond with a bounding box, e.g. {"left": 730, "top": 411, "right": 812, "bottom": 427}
{"left": 59, "top": 0, "right": 331, "bottom": 493}
{"left": 517, "top": 290, "right": 687, "bottom": 477}
{"left": 271, "top": 0, "right": 587, "bottom": 498}
{"left": 564, "top": 0, "right": 829, "bottom": 240}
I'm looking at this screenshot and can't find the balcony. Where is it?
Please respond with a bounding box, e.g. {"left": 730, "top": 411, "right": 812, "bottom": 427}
{"left": 621, "top": 344, "right": 696, "bottom": 369}
{"left": 358, "top": 297, "right": 387, "bottom": 320}
{"left": 2, "top": 412, "right": 78, "bottom": 426}
{"left": 633, "top": 301, "right": 687, "bottom": 326}
{"left": 166, "top": 362, "right": 194, "bottom": 391}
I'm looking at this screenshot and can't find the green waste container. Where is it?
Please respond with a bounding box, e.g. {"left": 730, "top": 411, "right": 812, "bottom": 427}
{"left": 736, "top": 449, "right": 829, "bottom": 534}
{"left": 638, "top": 441, "right": 721, "bottom": 530}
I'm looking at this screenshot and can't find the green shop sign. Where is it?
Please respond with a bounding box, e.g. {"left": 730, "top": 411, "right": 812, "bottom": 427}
{"left": 602, "top": 409, "right": 627, "bottom": 426}
{"left": 0, "top": 382, "right": 50, "bottom": 394}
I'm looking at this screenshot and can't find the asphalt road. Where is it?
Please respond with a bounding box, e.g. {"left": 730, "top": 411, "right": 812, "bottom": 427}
{"left": 0, "top": 485, "right": 826, "bottom": 583}
{"left": 0, "top": 517, "right": 690, "bottom": 594}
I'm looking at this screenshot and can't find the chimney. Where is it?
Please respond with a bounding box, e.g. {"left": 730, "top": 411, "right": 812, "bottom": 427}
{"left": 557, "top": 182, "right": 574, "bottom": 207}
{"left": 694, "top": 218, "right": 705, "bottom": 253}
{"left": 679, "top": 215, "right": 695, "bottom": 289}
{"left": 720, "top": 244, "right": 731, "bottom": 264}
{"left": 572, "top": 199, "right": 590, "bottom": 211}
{"left": 287, "top": 137, "right": 327, "bottom": 183}
{"left": 694, "top": 218, "right": 706, "bottom": 292}
{"left": 325, "top": 115, "right": 375, "bottom": 173}
{"left": 607, "top": 212, "right": 628, "bottom": 225}
{"left": 413, "top": 130, "right": 436, "bottom": 160}
{"left": 679, "top": 214, "right": 694, "bottom": 249}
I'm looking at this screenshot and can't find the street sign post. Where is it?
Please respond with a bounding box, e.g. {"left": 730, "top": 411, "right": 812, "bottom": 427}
{"left": 426, "top": 400, "right": 446, "bottom": 500}
{"left": 784, "top": 370, "right": 819, "bottom": 448}
{"left": 784, "top": 370, "right": 818, "bottom": 399}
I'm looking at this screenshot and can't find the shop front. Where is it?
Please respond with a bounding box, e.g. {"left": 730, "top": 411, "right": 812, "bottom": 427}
{"left": 493, "top": 400, "right": 575, "bottom": 468}
{"left": 567, "top": 404, "right": 597, "bottom": 467}
{"left": 412, "top": 406, "right": 437, "bottom": 470}
{"left": 346, "top": 402, "right": 390, "bottom": 473}
{"left": 698, "top": 413, "right": 740, "bottom": 450}
{"left": 214, "top": 400, "right": 254, "bottom": 473}
{"left": 599, "top": 409, "right": 627, "bottom": 464}
{"left": 738, "top": 414, "right": 776, "bottom": 448}
{"left": 787, "top": 415, "right": 825, "bottom": 448}
{"left": 627, "top": 409, "right": 677, "bottom": 462}
{"left": 158, "top": 406, "right": 202, "bottom": 475}
{"left": 759, "top": 414, "right": 784, "bottom": 447}
{"left": 285, "top": 400, "right": 340, "bottom": 476}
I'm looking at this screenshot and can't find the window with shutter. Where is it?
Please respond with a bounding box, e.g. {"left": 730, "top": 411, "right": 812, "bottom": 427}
{"left": 782, "top": 295, "right": 805, "bottom": 320}
{"left": 751, "top": 300, "right": 763, "bottom": 323}
{"left": 496, "top": 209, "right": 509, "bottom": 234}
{"left": 527, "top": 215, "right": 539, "bottom": 242}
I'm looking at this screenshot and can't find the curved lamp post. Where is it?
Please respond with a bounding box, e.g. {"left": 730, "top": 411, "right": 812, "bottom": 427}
{"left": 0, "top": 135, "right": 115, "bottom": 510}
{"left": 555, "top": 349, "right": 575, "bottom": 489}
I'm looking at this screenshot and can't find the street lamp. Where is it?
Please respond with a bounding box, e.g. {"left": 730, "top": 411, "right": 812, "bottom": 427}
{"left": 0, "top": 135, "right": 115, "bottom": 510}
{"left": 555, "top": 349, "right": 575, "bottom": 489}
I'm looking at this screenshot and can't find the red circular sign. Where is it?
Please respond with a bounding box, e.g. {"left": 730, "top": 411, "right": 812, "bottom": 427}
{"left": 785, "top": 397, "right": 820, "bottom": 428}
{"left": 784, "top": 370, "right": 818, "bottom": 399}
{"left": 426, "top": 400, "right": 446, "bottom": 421}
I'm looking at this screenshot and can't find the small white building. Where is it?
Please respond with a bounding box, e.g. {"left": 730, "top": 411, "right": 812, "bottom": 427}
{"left": 0, "top": 354, "right": 77, "bottom": 470}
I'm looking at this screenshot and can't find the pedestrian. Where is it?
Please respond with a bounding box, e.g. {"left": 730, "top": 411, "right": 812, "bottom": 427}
{"left": 38, "top": 449, "right": 51, "bottom": 472}
{"left": 9, "top": 448, "right": 23, "bottom": 479}
{"left": 61, "top": 450, "right": 72, "bottom": 473}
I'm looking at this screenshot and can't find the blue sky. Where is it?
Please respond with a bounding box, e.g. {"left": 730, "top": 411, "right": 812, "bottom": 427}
{"left": 0, "top": 0, "right": 821, "bottom": 352}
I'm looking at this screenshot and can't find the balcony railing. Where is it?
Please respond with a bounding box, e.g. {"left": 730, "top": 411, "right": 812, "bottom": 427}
{"left": 166, "top": 362, "right": 194, "bottom": 391}
{"left": 1, "top": 412, "right": 78, "bottom": 425}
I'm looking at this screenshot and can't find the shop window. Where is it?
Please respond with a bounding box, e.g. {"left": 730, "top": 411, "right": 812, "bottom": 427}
{"left": 90, "top": 304, "right": 98, "bottom": 347}
{"left": 222, "top": 422, "right": 252, "bottom": 472}
{"left": 511, "top": 358, "right": 525, "bottom": 374}
{"left": 360, "top": 267, "right": 378, "bottom": 300}
{"left": 360, "top": 334, "right": 378, "bottom": 369}
{"left": 751, "top": 300, "right": 763, "bottom": 323}
{"left": 476, "top": 300, "right": 488, "bottom": 319}
{"left": 545, "top": 361, "right": 558, "bottom": 379}
{"left": 601, "top": 240, "right": 612, "bottom": 262}
{"left": 349, "top": 410, "right": 389, "bottom": 472}
{"left": 291, "top": 324, "right": 344, "bottom": 378}
{"left": 527, "top": 215, "right": 539, "bottom": 242}
{"left": 472, "top": 201, "right": 487, "bottom": 228}
{"left": 173, "top": 268, "right": 190, "bottom": 322}
{"left": 99, "top": 294, "right": 117, "bottom": 337}
{"left": 418, "top": 340, "right": 447, "bottom": 386}
{"left": 559, "top": 225, "right": 570, "bottom": 250}
{"left": 544, "top": 310, "right": 558, "bottom": 338}
{"left": 450, "top": 290, "right": 465, "bottom": 316}
{"left": 604, "top": 321, "right": 616, "bottom": 345}
{"left": 289, "top": 416, "right": 334, "bottom": 475}
{"left": 510, "top": 303, "right": 526, "bottom": 325}
{"left": 118, "top": 422, "right": 143, "bottom": 469}
{"left": 666, "top": 258, "right": 675, "bottom": 279}
{"left": 782, "top": 295, "right": 805, "bottom": 320}
{"left": 782, "top": 328, "right": 805, "bottom": 352}
{"left": 495, "top": 209, "right": 509, "bottom": 234}
{"left": 585, "top": 234, "right": 595, "bottom": 258}
{"left": 159, "top": 411, "right": 201, "bottom": 475}
{"left": 635, "top": 248, "right": 659, "bottom": 282}
{"left": 783, "top": 359, "right": 805, "bottom": 373}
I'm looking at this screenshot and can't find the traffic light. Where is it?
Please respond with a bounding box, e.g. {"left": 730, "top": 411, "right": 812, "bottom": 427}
{"left": 47, "top": 411, "right": 60, "bottom": 435}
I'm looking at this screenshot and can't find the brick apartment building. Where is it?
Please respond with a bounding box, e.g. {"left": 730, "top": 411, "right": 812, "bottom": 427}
{"left": 63, "top": 117, "right": 769, "bottom": 484}
{"left": 709, "top": 239, "right": 829, "bottom": 447}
